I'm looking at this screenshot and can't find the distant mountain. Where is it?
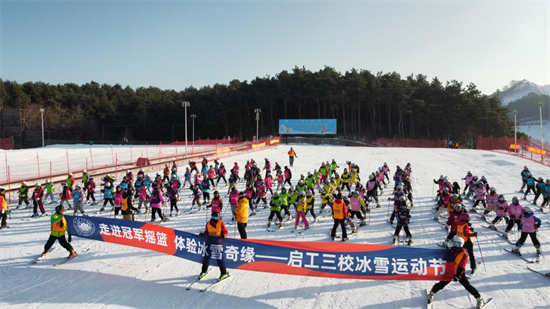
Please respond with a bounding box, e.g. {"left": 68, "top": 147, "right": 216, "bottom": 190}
{"left": 492, "top": 79, "right": 550, "bottom": 106}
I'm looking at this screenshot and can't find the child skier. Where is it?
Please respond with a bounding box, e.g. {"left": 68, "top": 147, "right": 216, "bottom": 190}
{"left": 349, "top": 191, "right": 367, "bottom": 227}
{"left": 490, "top": 195, "right": 509, "bottom": 227}
{"left": 59, "top": 184, "right": 72, "bottom": 210}
{"left": 511, "top": 206, "right": 542, "bottom": 261}
{"left": 427, "top": 236, "right": 486, "bottom": 308}
{"left": 294, "top": 191, "right": 309, "bottom": 230}
{"left": 504, "top": 196, "right": 523, "bottom": 238}
{"left": 31, "top": 183, "right": 46, "bottom": 217}
{"left": 165, "top": 184, "right": 180, "bottom": 217}
{"left": 72, "top": 185, "right": 85, "bottom": 216}
{"left": 393, "top": 196, "right": 412, "bottom": 245}
{"left": 113, "top": 185, "right": 123, "bottom": 218}
{"left": 198, "top": 212, "right": 229, "bottom": 282}
{"left": 305, "top": 189, "right": 318, "bottom": 223}
{"left": 267, "top": 192, "right": 284, "bottom": 229}
{"left": 229, "top": 187, "right": 239, "bottom": 220}
{"left": 100, "top": 182, "right": 114, "bottom": 212}
{"left": 44, "top": 180, "right": 55, "bottom": 204}
{"left": 149, "top": 183, "right": 167, "bottom": 222}
{"left": 85, "top": 177, "right": 96, "bottom": 205}
{"left": 17, "top": 181, "right": 30, "bottom": 209}
{"left": 462, "top": 171, "right": 474, "bottom": 195}
{"left": 137, "top": 183, "right": 150, "bottom": 214}
{"left": 40, "top": 205, "right": 77, "bottom": 260}
{"left": 209, "top": 191, "right": 223, "bottom": 215}
{"left": 191, "top": 184, "right": 202, "bottom": 211}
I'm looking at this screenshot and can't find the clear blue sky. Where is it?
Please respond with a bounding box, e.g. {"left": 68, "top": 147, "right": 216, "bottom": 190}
{"left": 1, "top": 0, "right": 548, "bottom": 94}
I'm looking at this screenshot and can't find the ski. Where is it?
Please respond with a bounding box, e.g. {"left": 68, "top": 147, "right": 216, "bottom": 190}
{"left": 480, "top": 298, "right": 494, "bottom": 309}
{"left": 200, "top": 273, "right": 235, "bottom": 292}
{"left": 186, "top": 272, "right": 209, "bottom": 290}
{"left": 503, "top": 248, "right": 538, "bottom": 263}
{"left": 526, "top": 266, "right": 550, "bottom": 279}
{"left": 53, "top": 247, "right": 91, "bottom": 266}
{"left": 32, "top": 246, "right": 56, "bottom": 264}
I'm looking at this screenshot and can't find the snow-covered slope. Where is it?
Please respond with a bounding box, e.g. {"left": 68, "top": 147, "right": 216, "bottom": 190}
{"left": 1, "top": 145, "right": 549, "bottom": 309}
{"left": 494, "top": 80, "right": 550, "bottom": 106}
{"left": 518, "top": 120, "right": 549, "bottom": 142}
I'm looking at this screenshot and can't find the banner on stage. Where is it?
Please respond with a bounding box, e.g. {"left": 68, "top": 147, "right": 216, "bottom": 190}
{"left": 279, "top": 119, "right": 337, "bottom": 135}
{"left": 66, "top": 215, "right": 453, "bottom": 281}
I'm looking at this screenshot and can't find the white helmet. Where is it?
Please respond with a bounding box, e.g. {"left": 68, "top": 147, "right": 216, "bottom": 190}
{"left": 35, "top": 183, "right": 40, "bottom": 187}
{"left": 83, "top": 169, "right": 87, "bottom": 173}
{"left": 22, "top": 181, "right": 27, "bottom": 185}
{"left": 46, "top": 179, "right": 50, "bottom": 183}
{"left": 451, "top": 236, "right": 465, "bottom": 248}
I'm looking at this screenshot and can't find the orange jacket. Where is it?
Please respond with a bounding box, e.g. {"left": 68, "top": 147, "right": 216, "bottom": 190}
{"left": 332, "top": 199, "right": 347, "bottom": 220}
{"left": 288, "top": 149, "right": 296, "bottom": 157}
{"left": 236, "top": 198, "right": 249, "bottom": 223}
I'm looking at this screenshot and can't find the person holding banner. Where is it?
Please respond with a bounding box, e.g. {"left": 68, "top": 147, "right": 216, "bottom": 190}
{"left": 287, "top": 147, "right": 297, "bottom": 167}
{"left": 235, "top": 192, "right": 249, "bottom": 239}
{"left": 198, "top": 211, "right": 229, "bottom": 281}
{"left": 330, "top": 192, "right": 348, "bottom": 241}
{"left": 427, "top": 236, "right": 486, "bottom": 309}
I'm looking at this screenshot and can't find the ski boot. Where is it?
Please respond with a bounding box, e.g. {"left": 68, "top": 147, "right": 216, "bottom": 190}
{"left": 267, "top": 221, "right": 271, "bottom": 228}
{"left": 341, "top": 237, "right": 349, "bottom": 242}
{"left": 305, "top": 226, "right": 310, "bottom": 230}
{"left": 427, "top": 290, "right": 435, "bottom": 304}
{"left": 68, "top": 250, "right": 77, "bottom": 259}
{"left": 198, "top": 272, "right": 208, "bottom": 280}
{"left": 31, "top": 213, "right": 39, "bottom": 218}
{"left": 407, "top": 238, "right": 414, "bottom": 246}
{"left": 359, "top": 220, "right": 367, "bottom": 227}
{"left": 218, "top": 273, "right": 230, "bottom": 282}
{"left": 279, "top": 221, "right": 284, "bottom": 228}
{"left": 476, "top": 297, "right": 486, "bottom": 309}
{"left": 471, "top": 267, "right": 477, "bottom": 275}
{"left": 169, "top": 212, "right": 173, "bottom": 217}
{"left": 99, "top": 207, "right": 105, "bottom": 212}
{"left": 511, "top": 246, "right": 522, "bottom": 256}
{"left": 536, "top": 246, "right": 541, "bottom": 259}
{"left": 392, "top": 236, "right": 397, "bottom": 245}
{"left": 41, "top": 251, "right": 49, "bottom": 258}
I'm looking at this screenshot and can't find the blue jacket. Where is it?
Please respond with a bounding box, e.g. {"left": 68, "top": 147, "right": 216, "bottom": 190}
{"left": 104, "top": 187, "right": 113, "bottom": 199}
{"left": 143, "top": 178, "right": 151, "bottom": 188}
{"left": 526, "top": 177, "right": 535, "bottom": 186}
{"left": 73, "top": 190, "right": 83, "bottom": 202}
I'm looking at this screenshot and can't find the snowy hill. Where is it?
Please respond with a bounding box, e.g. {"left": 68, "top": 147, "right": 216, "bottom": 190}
{"left": 518, "top": 120, "right": 549, "bottom": 142}
{"left": 493, "top": 80, "right": 550, "bottom": 106}
{"left": 1, "top": 145, "right": 549, "bottom": 308}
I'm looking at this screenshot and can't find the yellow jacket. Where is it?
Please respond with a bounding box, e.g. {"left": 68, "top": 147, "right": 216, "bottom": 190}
{"left": 51, "top": 213, "right": 67, "bottom": 237}
{"left": 236, "top": 198, "right": 249, "bottom": 223}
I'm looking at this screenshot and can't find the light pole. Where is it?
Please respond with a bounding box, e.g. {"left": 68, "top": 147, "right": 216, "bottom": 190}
{"left": 190, "top": 114, "right": 196, "bottom": 147}
{"left": 539, "top": 102, "right": 544, "bottom": 159}
{"left": 514, "top": 110, "right": 517, "bottom": 153}
{"left": 40, "top": 108, "right": 45, "bottom": 147}
{"left": 182, "top": 101, "right": 190, "bottom": 155}
{"left": 254, "top": 109, "right": 262, "bottom": 141}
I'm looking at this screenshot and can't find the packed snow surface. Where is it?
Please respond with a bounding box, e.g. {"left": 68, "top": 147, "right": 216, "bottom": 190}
{"left": 1, "top": 145, "right": 550, "bottom": 308}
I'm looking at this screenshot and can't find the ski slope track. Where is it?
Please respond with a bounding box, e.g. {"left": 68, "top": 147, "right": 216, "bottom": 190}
{"left": 1, "top": 145, "right": 549, "bottom": 308}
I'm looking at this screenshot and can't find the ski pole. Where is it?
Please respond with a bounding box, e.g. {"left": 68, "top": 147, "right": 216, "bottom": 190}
{"left": 476, "top": 238, "right": 487, "bottom": 271}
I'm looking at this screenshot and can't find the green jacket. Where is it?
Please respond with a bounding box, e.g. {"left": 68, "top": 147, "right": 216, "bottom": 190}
{"left": 45, "top": 183, "right": 55, "bottom": 194}
{"left": 306, "top": 176, "right": 314, "bottom": 187}
{"left": 19, "top": 186, "right": 29, "bottom": 198}
{"left": 270, "top": 197, "right": 282, "bottom": 211}
{"left": 50, "top": 213, "right": 67, "bottom": 237}
{"left": 279, "top": 192, "right": 289, "bottom": 206}
{"left": 82, "top": 173, "right": 89, "bottom": 184}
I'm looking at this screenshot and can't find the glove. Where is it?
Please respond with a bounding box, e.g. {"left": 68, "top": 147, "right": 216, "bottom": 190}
{"left": 199, "top": 232, "right": 204, "bottom": 237}
{"left": 473, "top": 232, "right": 478, "bottom": 237}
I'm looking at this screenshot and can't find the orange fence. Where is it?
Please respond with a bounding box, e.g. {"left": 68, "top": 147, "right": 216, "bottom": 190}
{"left": 477, "top": 136, "right": 549, "bottom": 166}
{"left": 0, "top": 137, "right": 14, "bottom": 150}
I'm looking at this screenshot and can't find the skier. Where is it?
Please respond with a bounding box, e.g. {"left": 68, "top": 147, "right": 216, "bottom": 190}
{"left": 244, "top": 185, "right": 256, "bottom": 215}
{"left": 229, "top": 187, "right": 239, "bottom": 220}
{"left": 0, "top": 188, "right": 8, "bottom": 229}
{"left": 434, "top": 188, "right": 451, "bottom": 220}
{"left": 287, "top": 147, "right": 297, "bottom": 167}
{"left": 66, "top": 173, "right": 75, "bottom": 192}
{"left": 330, "top": 192, "right": 348, "bottom": 241}
{"left": 393, "top": 196, "right": 413, "bottom": 245}
{"left": 209, "top": 191, "right": 223, "bottom": 216}
{"left": 189, "top": 160, "right": 198, "bottom": 175}
{"left": 137, "top": 183, "right": 150, "bottom": 214}
{"left": 490, "top": 195, "right": 509, "bottom": 227}
{"left": 198, "top": 211, "right": 229, "bottom": 282}
{"left": 100, "top": 182, "right": 114, "bottom": 212}
{"left": 191, "top": 184, "right": 203, "bottom": 210}
{"left": 276, "top": 171, "right": 285, "bottom": 191}
{"left": 349, "top": 191, "right": 367, "bottom": 227}
{"left": 542, "top": 179, "right": 550, "bottom": 208}
{"left": 382, "top": 162, "right": 390, "bottom": 184}
{"left": 170, "top": 162, "right": 178, "bottom": 180}
{"left": 40, "top": 205, "right": 77, "bottom": 260}
{"left": 59, "top": 184, "right": 72, "bottom": 210}
{"left": 72, "top": 185, "right": 85, "bottom": 216}
{"left": 294, "top": 191, "right": 309, "bottom": 230}
{"left": 427, "top": 236, "right": 486, "bottom": 308}
{"left": 482, "top": 187, "right": 498, "bottom": 220}
{"left": 471, "top": 182, "right": 487, "bottom": 211}
{"left": 121, "top": 188, "right": 137, "bottom": 220}
{"left": 82, "top": 169, "right": 89, "bottom": 187}
{"left": 183, "top": 168, "right": 192, "bottom": 188}
{"left": 519, "top": 166, "right": 530, "bottom": 193}
{"left": 283, "top": 166, "right": 292, "bottom": 186}
{"left": 523, "top": 172, "right": 536, "bottom": 200}
{"left": 462, "top": 171, "right": 474, "bottom": 195}
{"left": 201, "top": 156, "right": 208, "bottom": 171}
{"left": 17, "top": 181, "right": 30, "bottom": 209}
{"left": 235, "top": 192, "right": 249, "bottom": 239}
{"left": 165, "top": 184, "right": 180, "bottom": 217}
{"left": 85, "top": 177, "right": 96, "bottom": 205}
{"left": 265, "top": 172, "right": 274, "bottom": 196}
{"left": 216, "top": 163, "right": 227, "bottom": 187}
{"left": 504, "top": 196, "right": 523, "bottom": 238}
{"left": 533, "top": 177, "right": 546, "bottom": 205}
{"left": 31, "top": 183, "right": 47, "bottom": 217}
{"left": 455, "top": 215, "right": 478, "bottom": 274}
{"left": 113, "top": 185, "right": 123, "bottom": 218}
{"left": 510, "top": 206, "right": 542, "bottom": 261}
{"left": 443, "top": 204, "right": 469, "bottom": 246}
{"left": 163, "top": 164, "right": 170, "bottom": 182}
{"left": 149, "top": 183, "right": 167, "bottom": 222}
{"left": 44, "top": 179, "right": 55, "bottom": 204}
{"left": 341, "top": 168, "right": 351, "bottom": 192}
{"left": 305, "top": 189, "right": 318, "bottom": 223}
{"left": 267, "top": 192, "right": 284, "bottom": 229}
{"left": 279, "top": 187, "right": 292, "bottom": 221}
{"left": 228, "top": 169, "right": 239, "bottom": 193}
{"left": 201, "top": 177, "right": 212, "bottom": 204}
{"left": 207, "top": 166, "right": 216, "bottom": 188}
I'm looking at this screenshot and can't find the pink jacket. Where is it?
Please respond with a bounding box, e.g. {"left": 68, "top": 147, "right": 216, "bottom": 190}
{"left": 475, "top": 187, "right": 486, "bottom": 200}
{"left": 257, "top": 185, "right": 266, "bottom": 198}
{"left": 350, "top": 197, "right": 363, "bottom": 211}
{"left": 229, "top": 191, "right": 239, "bottom": 205}
{"left": 207, "top": 170, "right": 215, "bottom": 180}
{"left": 114, "top": 191, "right": 123, "bottom": 206}
{"left": 138, "top": 188, "right": 147, "bottom": 200}
{"left": 211, "top": 198, "right": 222, "bottom": 213}
{"left": 508, "top": 203, "right": 523, "bottom": 220}
{"left": 464, "top": 175, "right": 473, "bottom": 184}
{"left": 496, "top": 201, "right": 508, "bottom": 216}
{"left": 277, "top": 174, "right": 284, "bottom": 184}
{"left": 487, "top": 193, "right": 498, "bottom": 207}
{"left": 265, "top": 176, "right": 273, "bottom": 189}
{"left": 382, "top": 166, "right": 389, "bottom": 175}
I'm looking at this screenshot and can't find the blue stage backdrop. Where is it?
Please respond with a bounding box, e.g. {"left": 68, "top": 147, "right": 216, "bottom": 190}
{"left": 279, "top": 119, "right": 337, "bottom": 135}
